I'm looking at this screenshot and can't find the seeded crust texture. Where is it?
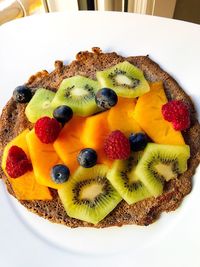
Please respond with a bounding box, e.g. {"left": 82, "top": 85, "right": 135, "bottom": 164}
{"left": 0, "top": 48, "right": 199, "bottom": 227}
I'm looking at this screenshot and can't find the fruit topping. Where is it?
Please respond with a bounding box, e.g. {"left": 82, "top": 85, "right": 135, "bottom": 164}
{"left": 26, "top": 129, "right": 63, "bottom": 189}
{"left": 53, "top": 105, "right": 73, "bottom": 125}
{"left": 133, "top": 82, "right": 185, "bottom": 145}
{"left": 13, "top": 85, "right": 32, "bottom": 103}
{"left": 129, "top": 133, "right": 148, "bottom": 152}
{"left": 104, "top": 130, "right": 131, "bottom": 160}
{"left": 51, "top": 164, "right": 70, "bottom": 184}
{"left": 58, "top": 164, "right": 122, "bottom": 224}
{"left": 107, "top": 97, "right": 142, "bottom": 137}
{"left": 51, "top": 76, "right": 100, "bottom": 116}
{"left": 81, "top": 111, "right": 111, "bottom": 166}
{"left": 5, "top": 145, "right": 32, "bottom": 178}
{"left": 162, "top": 100, "right": 190, "bottom": 131}
{"left": 95, "top": 88, "right": 118, "bottom": 110}
{"left": 53, "top": 116, "right": 85, "bottom": 173}
{"left": 35, "top": 116, "right": 61, "bottom": 144}
{"left": 134, "top": 143, "right": 190, "bottom": 196}
{"left": 107, "top": 152, "right": 151, "bottom": 204}
{"left": 77, "top": 148, "right": 98, "bottom": 168}
{"left": 96, "top": 61, "right": 150, "bottom": 98}
{"left": 25, "top": 88, "right": 55, "bottom": 123}
{"left": 1, "top": 129, "right": 52, "bottom": 200}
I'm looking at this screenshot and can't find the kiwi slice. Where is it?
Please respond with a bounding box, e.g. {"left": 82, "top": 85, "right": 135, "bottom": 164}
{"left": 25, "top": 88, "right": 55, "bottom": 123}
{"left": 96, "top": 61, "right": 150, "bottom": 98}
{"left": 134, "top": 143, "right": 190, "bottom": 196}
{"left": 107, "top": 152, "right": 152, "bottom": 205}
{"left": 51, "top": 76, "right": 100, "bottom": 116}
{"left": 58, "top": 164, "right": 122, "bottom": 224}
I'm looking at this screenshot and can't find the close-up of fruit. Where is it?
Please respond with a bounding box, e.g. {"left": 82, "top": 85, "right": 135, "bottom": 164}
{"left": 51, "top": 75, "right": 100, "bottom": 116}
{"left": 34, "top": 116, "right": 61, "bottom": 144}
{"left": 96, "top": 61, "right": 150, "bottom": 98}
{"left": 107, "top": 97, "right": 141, "bottom": 136}
{"left": 107, "top": 152, "right": 152, "bottom": 204}
{"left": 13, "top": 85, "right": 32, "bottom": 103}
{"left": 25, "top": 88, "right": 55, "bottom": 123}
{"left": 129, "top": 133, "right": 148, "bottom": 152}
{"left": 134, "top": 143, "right": 190, "bottom": 196}
{"left": 80, "top": 111, "right": 111, "bottom": 165}
{"left": 53, "top": 116, "right": 85, "bottom": 173}
{"left": 133, "top": 82, "right": 185, "bottom": 145}
{"left": 51, "top": 164, "right": 70, "bottom": 184}
{"left": 58, "top": 165, "right": 122, "bottom": 224}
{"left": 95, "top": 88, "right": 118, "bottom": 110}
{"left": 104, "top": 130, "right": 131, "bottom": 160}
{"left": 77, "top": 148, "right": 98, "bottom": 168}
{"left": 53, "top": 105, "right": 73, "bottom": 125}
{"left": 162, "top": 100, "right": 190, "bottom": 131}
{"left": 1, "top": 129, "right": 52, "bottom": 200}
{"left": 26, "top": 129, "right": 63, "bottom": 189}
{"left": 5, "top": 145, "right": 32, "bottom": 178}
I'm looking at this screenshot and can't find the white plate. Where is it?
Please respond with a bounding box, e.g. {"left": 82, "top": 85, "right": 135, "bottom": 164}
{"left": 0, "top": 12, "right": 199, "bottom": 267}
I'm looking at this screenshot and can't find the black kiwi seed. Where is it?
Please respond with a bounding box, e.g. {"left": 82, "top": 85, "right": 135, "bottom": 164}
{"left": 58, "top": 164, "right": 122, "bottom": 224}
{"left": 52, "top": 76, "right": 101, "bottom": 117}
{"left": 108, "top": 68, "right": 140, "bottom": 88}
{"left": 64, "top": 84, "right": 95, "bottom": 100}
{"left": 85, "top": 84, "right": 95, "bottom": 94}
{"left": 65, "top": 86, "right": 74, "bottom": 98}
{"left": 147, "top": 156, "right": 179, "bottom": 182}
{"left": 72, "top": 176, "right": 112, "bottom": 207}
{"left": 119, "top": 156, "right": 144, "bottom": 192}
{"left": 120, "top": 170, "right": 143, "bottom": 192}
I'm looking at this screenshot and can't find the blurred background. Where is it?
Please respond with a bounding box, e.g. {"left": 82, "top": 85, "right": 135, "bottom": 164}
{"left": 0, "top": 0, "right": 200, "bottom": 25}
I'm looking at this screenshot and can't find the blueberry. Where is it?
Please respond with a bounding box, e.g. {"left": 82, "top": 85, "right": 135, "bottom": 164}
{"left": 13, "top": 85, "right": 32, "bottom": 103}
{"left": 129, "top": 133, "right": 148, "bottom": 152}
{"left": 51, "top": 164, "right": 70, "bottom": 184}
{"left": 77, "top": 148, "right": 97, "bottom": 168}
{"left": 53, "top": 105, "right": 73, "bottom": 125}
{"left": 95, "top": 88, "right": 118, "bottom": 110}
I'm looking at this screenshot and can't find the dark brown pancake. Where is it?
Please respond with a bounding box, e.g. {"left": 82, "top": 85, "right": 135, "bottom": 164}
{"left": 0, "top": 48, "right": 199, "bottom": 228}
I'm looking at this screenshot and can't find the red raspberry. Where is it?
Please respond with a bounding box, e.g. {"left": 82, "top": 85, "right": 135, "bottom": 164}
{"left": 35, "top": 117, "right": 61, "bottom": 143}
{"left": 6, "top": 146, "right": 32, "bottom": 178}
{"left": 104, "top": 130, "right": 130, "bottom": 160}
{"left": 172, "top": 117, "right": 190, "bottom": 131}
{"left": 162, "top": 100, "right": 190, "bottom": 131}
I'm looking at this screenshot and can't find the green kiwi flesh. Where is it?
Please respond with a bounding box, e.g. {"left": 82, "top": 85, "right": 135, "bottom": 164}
{"left": 25, "top": 88, "right": 55, "bottom": 123}
{"left": 51, "top": 75, "right": 100, "bottom": 116}
{"left": 96, "top": 61, "right": 150, "bottom": 98}
{"left": 134, "top": 143, "right": 190, "bottom": 196}
{"left": 107, "top": 152, "right": 152, "bottom": 205}
{"left": 58, "top": 165, "right": 122, "bottom": 224}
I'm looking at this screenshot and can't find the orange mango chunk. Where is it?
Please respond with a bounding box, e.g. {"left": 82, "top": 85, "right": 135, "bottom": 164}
{"left": 54, "top": 117, "right": 85, "bottom": 173}
{"left": 133, "top": 82, "right": 185, "bottom": 145}
{"left": 107, "top": 97, "right": 142, "bottom": 137}
{"left": 81, "top": 111, "right": 109, "bottom": 149}
{"left": 26, "top": 129, "right": 64, "bottom": 189}
{"left": 1, "top": 129, "right": 52, "bottom": 200}
{"left": 81, "top": 111, "right": 112, "bottom": 166}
